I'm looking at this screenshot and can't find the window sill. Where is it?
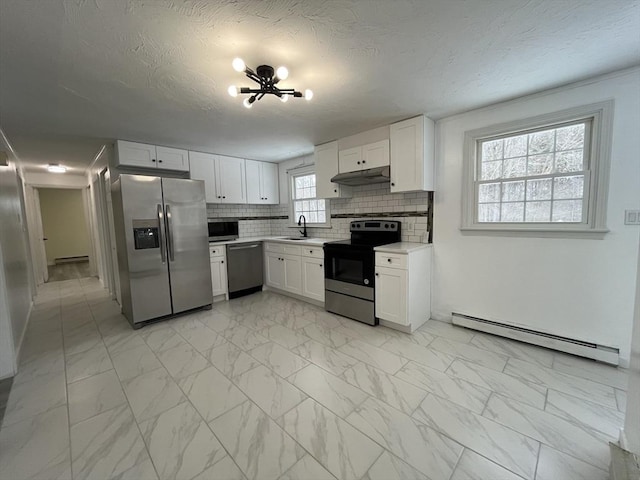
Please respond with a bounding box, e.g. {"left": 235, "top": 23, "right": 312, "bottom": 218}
{"left": 460, "top": 226, "right": 609, "bottom": 239}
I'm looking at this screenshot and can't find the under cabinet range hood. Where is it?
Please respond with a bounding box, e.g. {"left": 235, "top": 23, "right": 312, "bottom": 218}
{"left": 330, "top": 166, "right": 391, "bottom": 186}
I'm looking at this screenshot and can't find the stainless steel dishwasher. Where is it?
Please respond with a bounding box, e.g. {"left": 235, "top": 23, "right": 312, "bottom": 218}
{"left": 226, "top": 242, "right": 264, "bottom": 299}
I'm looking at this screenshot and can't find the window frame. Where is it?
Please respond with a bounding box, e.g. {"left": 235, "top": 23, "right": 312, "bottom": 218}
{"left": 288, "top": 165, "right": 331, "bottom": 228}
{"left": 461, "top": 101, "right": 613, "bottom": 238}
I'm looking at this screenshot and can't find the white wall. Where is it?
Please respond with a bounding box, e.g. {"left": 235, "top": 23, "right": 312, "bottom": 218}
{"left": 0, "top": 159, "right": 33, "bottom": 378}
{"left": 25, "top": 171, "right": 88, "bottom": 188}
{"left": 433, "top": 67, "right": 640, "bottom": 363}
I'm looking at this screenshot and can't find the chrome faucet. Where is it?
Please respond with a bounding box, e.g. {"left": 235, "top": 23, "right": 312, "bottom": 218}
{"left": 297, "top": 215, "right": 307, "bottom": 237}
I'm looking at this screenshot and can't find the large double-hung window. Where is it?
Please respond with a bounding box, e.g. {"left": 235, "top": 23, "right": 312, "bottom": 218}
{"left": 462, "top": 101, "right": 613, "bottom": 237}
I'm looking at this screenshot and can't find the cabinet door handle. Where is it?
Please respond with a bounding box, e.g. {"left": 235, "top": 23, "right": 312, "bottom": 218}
{"left": 387, "top": 258, "right": 392, "bottom": 263}
{"left": 158, "top": 159, "right": 163, "bottom": 163}
{"left": 152, "top": 159, "right": 156, "bottom": 162}
{"left": 362, "top": 160, "right": 366, "bottom": 164}
{"left": 357, "top": 161, "right": 361, "bottom": 165}
{"left": 334, "top": 189, "right": 337, "bottom": 193}
{"left": 223, "top": 196, "right": 226, "bottom": 199}
{"left": 375, "top": 272, "right": 379, "bottom": 276}
{"left": 221, "top": 260, "right": 224, "bottom": 264}
{"left": 217, "top": 196, "right": 221, "bottom": 199}
{"left": 391, "top": 182, "right": 395, "bottom": 187}
{"left": 319, "top": 264, "right": 323, "bottom": 268}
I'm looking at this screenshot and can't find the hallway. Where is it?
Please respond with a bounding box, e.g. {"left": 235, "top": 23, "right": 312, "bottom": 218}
{"left": 47, "top": 260, "right": 92, "bottom": 282}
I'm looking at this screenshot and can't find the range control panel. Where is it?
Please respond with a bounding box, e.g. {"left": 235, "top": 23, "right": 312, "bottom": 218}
{"left": 350, "top": 220, "right": 400, "bottom": 232}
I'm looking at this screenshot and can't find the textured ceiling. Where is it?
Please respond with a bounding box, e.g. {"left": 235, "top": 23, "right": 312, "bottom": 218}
{"left": 1, "top": 0, "right": 639, "bottom": 173}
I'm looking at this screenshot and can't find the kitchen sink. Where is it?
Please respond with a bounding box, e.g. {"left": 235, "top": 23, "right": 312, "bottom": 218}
{"left": 283, "top": 237, "right": 311, "bottom": 241}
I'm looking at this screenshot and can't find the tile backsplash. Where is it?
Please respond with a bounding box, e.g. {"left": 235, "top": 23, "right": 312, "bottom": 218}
{"left": 206, "top": 183, "right": 433, "bottom": 242}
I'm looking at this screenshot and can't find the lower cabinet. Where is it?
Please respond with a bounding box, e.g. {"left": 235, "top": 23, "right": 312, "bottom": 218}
{"left": 264, "top": 242, "right": 325, "bottom": 303}
{"left": 302, "top": 257, "right": 325, "bottom": 303}
{"left": 209, "top": 246, "right": 228, "bottom": 299}
{"left": 374, "top": 246, "right": 431, "bottom": 331}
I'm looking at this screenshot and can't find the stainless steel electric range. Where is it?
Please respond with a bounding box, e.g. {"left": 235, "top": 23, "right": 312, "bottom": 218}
{"left": 324, "top": 220, "right": 401, "bottom": 325}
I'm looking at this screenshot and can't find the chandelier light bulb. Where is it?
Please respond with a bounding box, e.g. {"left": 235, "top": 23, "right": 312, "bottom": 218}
{"left": 276, "top": 66, "right": 289, "bottom": 80}
{"left": 280, "top": 94, "right": 288, "bottom": 103}
{"left": 227, "top": 85, "right": 238, "bottom": 97}
{"left": 304, "top": 89, "right": 314, "bottom": 101}
{"left": 232, "top": 57, "right": 246, "bottom": 72}
{"left": 243, "top": 98, "right": 253, "bottom": 109}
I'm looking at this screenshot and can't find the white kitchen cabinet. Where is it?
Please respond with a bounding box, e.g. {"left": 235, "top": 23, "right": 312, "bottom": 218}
{"left": 315, "top": 141, "right": 352, "bottom": 199}
{"left": 189, "top": 152, "right": 246, "bottom": 204}
{"left": 209, "top": 245, "right": 228, "bottom": 300}
{"left": 338, "top": 140, "right": 390, "bottom": 173}
{"left": 389, "top": 115, "right": 435, "bottom": 192}
{"left": 246, "top": 160, "right": 279, "bottom": 204}
{"left": 302, "top": 256, "right": 325, "bottom": 303}
{"left": 265, "top": 252, "right": 285, "bottom": 289}
{"left": 116, "top": 140, "right": 189, "bottom": 172}
{"left": 282, "top": 254, "right": 302, "bottom": 295}
{"left": 374, "top": 245, "right": 431, "bottom": 332}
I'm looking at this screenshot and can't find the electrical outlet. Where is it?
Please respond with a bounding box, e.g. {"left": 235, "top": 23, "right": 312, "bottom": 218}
{"left": 624, "top": 210, "right": 640, "bottom": 225}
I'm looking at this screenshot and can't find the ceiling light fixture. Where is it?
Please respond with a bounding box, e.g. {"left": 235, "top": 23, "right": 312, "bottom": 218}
{"left": 228, "top": 57, "right": 312, "bottom": 107}
{"left": 47, "top": 164, "right": 66, "bottom": 173}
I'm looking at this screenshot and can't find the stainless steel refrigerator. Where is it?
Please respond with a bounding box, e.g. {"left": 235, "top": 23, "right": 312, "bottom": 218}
{"left": 111, "top": 174, "right": 213, "bottom": 327}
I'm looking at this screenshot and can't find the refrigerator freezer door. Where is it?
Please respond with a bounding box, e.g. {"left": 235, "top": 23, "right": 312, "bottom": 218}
{"left": 162, "top": 178, "right": 213, "bottom": 313}
{"left": 119, "top": 175, "right": 172, "bottom": 323}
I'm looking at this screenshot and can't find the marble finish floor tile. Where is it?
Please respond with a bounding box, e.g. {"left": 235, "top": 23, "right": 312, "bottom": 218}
{"left": 231, "top": 311, "right": 279, "bottom": 332}
{"left": 12, "top": 349, "right": 65, "bottom": 386}
{"left": 221, "top": 322, "right": 271, "bottom": 351}
{"left": 482, "top": 394, "right": 610, "bottom": 470}
{"left": 545, "top": 389, "right": 624, "bottom": 439}
{"left": 156, "top": 342, "right": 210, "bottom": 379}
{"left": 338, "top": 339, "right": 408, "bottom": 375}
{"left": 110, "top": 343, "right": 163, "bottom": 382}
{"left": 418, "top": 320, "right": 475, "bottom": 343}
{"left": 429, "top": 337, "right": 508, "bottom": 371}
{"left": 446, "top": 359, "right": 547, "bottom": 409}
{"left": 362, "top": 451, "right": 429, "bottom": 480}
{"left": 301, "top": 322, "right": 351, "bottom": 348}
{"left": 396, "top": 361, "right": 491, "bottom": 414}
{"left": 346, "top": 397, "right": 462, "bottom": 479}
{"left": 258, "top": 324, "right": 311, "bottom": 349}
{"left": 552, "top": 353, "right": 629, "bottom": 390}
{"left": 210, "top": 401, "right": 304, "bottom": 480}
{"left": 141, "top": 326, "right": 187, "bottom": 353}
{"left": 193, "top": 456, "right": 247, "bottom": 480}
{"left": 172, "top": 318, "right": 225, "bottom": 354}
{"left": 535, "top": 444, "right": 608, "bottom": 480}
{"left": 378, "top": 337, "right": 455, "bottom": 372}
{"left": 342, "top": 362, "right": 427, "bottom": 414}
{"left": 449, "top": 449, "right": 524, "bottom": 480}
{"left": 412, "top": 395, "right": 539, "bottom": 480}
{"left": 102, "top": 329, "right": 147, "bottom": 357}
{"left": 332, "top": 323, "right": 394, "bottom": 347}
{"left": 70, "top": 403, "right": 152, "bottom": 480}
{"left": 249, "top": 341, "right": 310, "bottom": 378}
{"left": 68, "top": 370, "right": 127, "bottom": 425}
{"left": 281, "top": 398, "right": 383, "bottom": 480}
{"left": 288, "top": 364, "right": 368, "bottom": 418}
{"left": 470, "top": 332, "right": 554, "bottom": 368}
{"left": 0, "top": 405, "right": 70, "bottom": 480}
{"left": 293, "top": 340, "right": 360, "bottom": 376}
{"left": 504, "top": 358, "right": 617, "bottom": 409}
{"left": 234, "top": 365, "right": 307, "bottom": 419}
{"left": 122, "top": 367, "right": 186, "bottom": 422}
{"left": 2, "top": 370, "right": 67, "bottom": 427}
{"left": 178, "top": 366, "right": 248, "bottom": 422}
{"left": 267, "top": 309, "right": 315, "bottom": 330}
{"left": 615, "top": 388, "right": 627, "bottom": 412}
{"left": 278, "top": 454, "right": 335, "bottom": 480}
{"left": 65, "top": 343, "right": 113, "bottom": 384}
{"left": 206, "top": 340, "right": 261, "bottom": 379}
{"left": 140, "top": 401, "right": 226, "bottom": 480}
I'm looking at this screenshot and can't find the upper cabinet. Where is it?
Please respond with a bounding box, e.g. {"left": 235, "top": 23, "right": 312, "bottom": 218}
{"left": 315, "top": 141, "right": 352, "bottom": 199}
{"left": 389, "top": 115, "right": 435, "bottom": 193}
{"left": 338, "top": 140, "right": 390, "bottom": 173}
{"left": 246, "top": 160, "right": 279, "bottom": 204}
{"left": 116, "top": 140, "right": 189, "bottom": 172}
{"left": 189, "top": 152, "right": 246, "bottom": 204}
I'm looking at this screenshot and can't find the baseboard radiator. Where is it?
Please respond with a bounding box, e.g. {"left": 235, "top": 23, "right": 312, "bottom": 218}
{"left": 451, "top": 312, "right": 620, "bottom": 365}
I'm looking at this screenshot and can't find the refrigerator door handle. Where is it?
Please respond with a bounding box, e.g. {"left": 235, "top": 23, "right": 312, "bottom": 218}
{"left": 157, "top": 204, "right": 167, "bottom": 264}
{"left": 165, "top": 204, "right": 175, "bottom": 261}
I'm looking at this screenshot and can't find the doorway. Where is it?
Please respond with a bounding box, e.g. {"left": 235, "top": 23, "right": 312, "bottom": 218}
{"left": 37, "top": 187, "right": 93, "bottom": 282}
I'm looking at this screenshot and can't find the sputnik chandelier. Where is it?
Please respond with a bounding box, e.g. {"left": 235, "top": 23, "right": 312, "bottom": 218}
{"left": 227, "top": 58, "right": 313, "bottom": 108}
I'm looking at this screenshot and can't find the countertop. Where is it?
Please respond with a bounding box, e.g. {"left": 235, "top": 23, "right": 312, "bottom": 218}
{"left": 374, "top": 242, "right": 432, "bottom": 254}
{"left": 209, "top": 236, "right": 340, "bottom": 247}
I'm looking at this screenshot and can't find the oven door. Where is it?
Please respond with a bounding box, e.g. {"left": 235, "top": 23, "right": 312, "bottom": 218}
{"left": 324, "top": 244, "right": 374, "bottom": 288}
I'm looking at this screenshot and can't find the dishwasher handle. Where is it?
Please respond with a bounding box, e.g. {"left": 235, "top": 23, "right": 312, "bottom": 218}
{"left": 228, "top": 243, "right": 261, "bottom": 251}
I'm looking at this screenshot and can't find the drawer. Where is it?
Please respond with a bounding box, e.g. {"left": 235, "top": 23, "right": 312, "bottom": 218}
{"left": 265, "top": 242, "right": 285, "bottom": 254}
{"left": 375, "top": 253, "right": 407, "bottom": 269}
{"left": 209, "top": 246, "right": 225, "bottom": 257}
{"left": 282, "top": 244, "right": 302, "bottom": 256}
{"left": 302, "top": 246, "right": 324, "bottom": 258}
